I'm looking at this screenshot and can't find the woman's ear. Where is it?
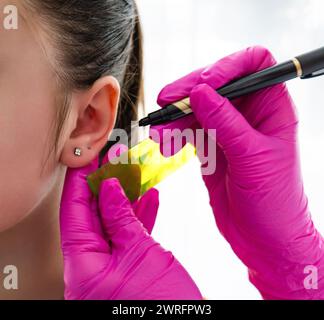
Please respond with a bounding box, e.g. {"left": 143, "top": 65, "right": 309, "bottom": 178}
{"left": 59, "top": 75, "right": 120, "bottom": 168}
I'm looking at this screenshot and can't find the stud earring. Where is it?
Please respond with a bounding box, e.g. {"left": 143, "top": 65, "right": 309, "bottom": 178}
{"left": 74, "top": 147, "right": 82, "bottom": 157}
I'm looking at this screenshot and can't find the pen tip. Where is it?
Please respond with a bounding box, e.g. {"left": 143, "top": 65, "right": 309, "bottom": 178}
{"left": 139, "top": 117, "right": 150, "bottom": 127}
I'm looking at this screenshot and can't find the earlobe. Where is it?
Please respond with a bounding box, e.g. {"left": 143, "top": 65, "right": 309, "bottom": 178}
{"left": 59, "top": 76, "right": 120, "bottom": 168}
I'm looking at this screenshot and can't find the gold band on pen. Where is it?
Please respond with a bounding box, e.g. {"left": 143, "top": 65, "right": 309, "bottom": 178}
{"left": 292, "top": 57, "right": 303, "bottom": 77}
{"left": 173, "top": 97, "right": 192, "bottom": 114}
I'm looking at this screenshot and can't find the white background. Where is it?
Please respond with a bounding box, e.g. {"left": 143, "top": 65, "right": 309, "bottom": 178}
{"left": 137, "top": 0, "right": 324, "bottom": 299}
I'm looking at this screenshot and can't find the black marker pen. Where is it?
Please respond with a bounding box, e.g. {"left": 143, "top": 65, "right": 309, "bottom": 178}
{"left": 139, "top": 47, "right": 324, "bottom": 127}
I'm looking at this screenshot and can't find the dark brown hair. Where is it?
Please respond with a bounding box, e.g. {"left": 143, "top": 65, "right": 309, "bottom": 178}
{"left": 24, "top": 0, "right": 144, "bottom": 170}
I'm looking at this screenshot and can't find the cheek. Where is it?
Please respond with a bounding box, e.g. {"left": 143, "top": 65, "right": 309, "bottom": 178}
{"left": 0, "top": 80, "right": 58, "bottom": 232}
{"left": 0, "top": 14, "right": 65, "bottom": 232}
{"left": 0, "top": 114, "right": 57, "bottom": 232}
{"left": 0, "top": 169, "right": 54, "bottom": 232}
{"left": 0, "top": 115, "right": 59, "bottom": 232}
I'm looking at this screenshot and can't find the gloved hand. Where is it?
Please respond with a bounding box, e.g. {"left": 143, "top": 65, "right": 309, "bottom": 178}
{"left": 150, "top": 46, "right": 324, "bottom": 299}
{"left": 59, "top": 146, "right": 203, "bottom": 300}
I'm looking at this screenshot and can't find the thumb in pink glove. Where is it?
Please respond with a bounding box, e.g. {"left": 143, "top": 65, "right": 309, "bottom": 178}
{"left": 150, "top": 46, "right": 324, "bottom": 299}
{"left": 59, "top": 146, "right": 202, "bottom": 300}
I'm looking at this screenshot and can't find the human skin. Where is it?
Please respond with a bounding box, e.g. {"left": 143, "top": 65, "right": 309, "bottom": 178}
{"left": 0, "top": 1, "right": 120, "bottom": 299}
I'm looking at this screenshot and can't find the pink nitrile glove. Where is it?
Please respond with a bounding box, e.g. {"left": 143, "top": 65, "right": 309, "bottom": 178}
{"left": 150, "top": 46, "right": 324, "bottom": 299}
{"left": 59, "top": 145, "right": 203, "bottom": 300}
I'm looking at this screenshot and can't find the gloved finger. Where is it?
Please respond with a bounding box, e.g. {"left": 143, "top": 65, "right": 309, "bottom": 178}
{"left": 156, "top": 46, "right": 276, "bottom": 109}
{"left": 60, "top": 155, "right": 110, "bottom": 255}
{"left": 98, "top": 178, "right": 151, "bottom": 252}
{"left": 149, "top": 46, "right": 275, "bottom": 157}
{"left": 190, "top": 83, "right": 257, "bottom": 159}
{"left": 132, "top": 188, "right": 159, "bottom": 235}
{"left": 197, "top": 46, "right": 277, "bottom": 91}
{"left": 90, "top": 144, "right": 129, "bottom": 236}
{"left": 60, "top": 144, "right": 129, "bottom": 254}
{"left": 157, "top": 66, "right": 207, "bottom": 107}
{"left": 148, "top": 67, "right": 207, "bottom": 156}
{"left": 196, "top": 46, "right": 299, "bottom": 138}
